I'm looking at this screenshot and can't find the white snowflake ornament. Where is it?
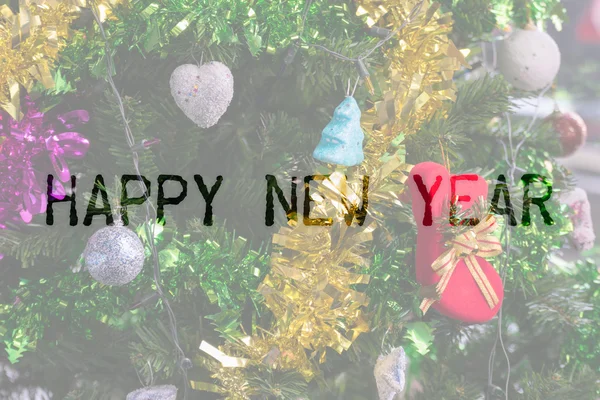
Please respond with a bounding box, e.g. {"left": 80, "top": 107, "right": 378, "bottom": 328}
{"left": 374, "top": 347, "right": 408, "bottom": 400}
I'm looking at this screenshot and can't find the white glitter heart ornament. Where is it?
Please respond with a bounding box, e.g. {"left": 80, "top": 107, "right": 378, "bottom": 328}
{"left": 169, "top": 62, "right": 234, "bottom": 128}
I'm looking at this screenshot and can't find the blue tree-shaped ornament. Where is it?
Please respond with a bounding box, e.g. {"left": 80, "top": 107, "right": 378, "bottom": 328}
{"left": 313, "top": 96, "right": 364, "bottom": 167}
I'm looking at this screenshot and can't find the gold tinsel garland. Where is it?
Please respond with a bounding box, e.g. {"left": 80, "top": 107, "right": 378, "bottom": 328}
{"left": 200, "top": 1, "right": 468, "bottom": 395}
{"left": 359, "top": 0, "right": 469, "bottom": 173}
{"left": 0, "top": 0, "right": 120, "bottom": 120}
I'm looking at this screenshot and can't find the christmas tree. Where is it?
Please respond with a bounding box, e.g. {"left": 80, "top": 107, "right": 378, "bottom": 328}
{"left": 0, "top": 0, "right": 598, "bottom": 398}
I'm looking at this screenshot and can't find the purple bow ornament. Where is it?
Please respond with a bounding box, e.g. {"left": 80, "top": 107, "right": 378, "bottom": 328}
{"left": 0, "top": 103, "right": 90, "bottom": 227}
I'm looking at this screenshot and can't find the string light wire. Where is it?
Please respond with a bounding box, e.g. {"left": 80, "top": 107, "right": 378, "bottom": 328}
{"left": 90, "top": 3, "right": 190, "bottom": 398}
{"left": 300, "top": 0, "right": 425, "bottom": 63}
{"left": 488, "top": 82, "right": 553, "bottom": 400}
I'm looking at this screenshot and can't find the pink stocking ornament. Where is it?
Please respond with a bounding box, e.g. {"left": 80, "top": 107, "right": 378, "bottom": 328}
{"left": 408, "top": 162, "right": 504, "bottom": 323}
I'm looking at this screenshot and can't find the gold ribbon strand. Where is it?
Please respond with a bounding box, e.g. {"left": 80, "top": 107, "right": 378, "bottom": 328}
{"left": 0, "top": 0, "right": 122, "bottom": 119}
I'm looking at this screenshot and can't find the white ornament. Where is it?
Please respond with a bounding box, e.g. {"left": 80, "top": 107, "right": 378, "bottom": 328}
{"left": 169, "top": 62, "right": 234, "bottom": 128}
{"left": 83, "top": 223, "right": 145, "bottom": 286}
{"left": 374, "top": 347, "right": 408, "bottom": 400}
{"left": 560, "top": 188, "right": 596, "bottom": 251}
{"left": 498, "top": 27, "right": 561, "bottom": 91}
{"left": 126, "top": 385, "right": 177, "bottom": 400}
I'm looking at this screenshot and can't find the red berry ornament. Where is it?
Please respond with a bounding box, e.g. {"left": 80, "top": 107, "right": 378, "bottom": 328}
{"left": 553, "top": 111, "right": 587, "bottom": 157}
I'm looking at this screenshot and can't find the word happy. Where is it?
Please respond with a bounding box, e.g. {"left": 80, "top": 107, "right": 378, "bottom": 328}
{"left": 45, "top": 173, "right": 554, "bottom": 226}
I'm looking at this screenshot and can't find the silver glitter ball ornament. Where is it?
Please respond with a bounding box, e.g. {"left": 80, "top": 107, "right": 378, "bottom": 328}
{"left": 84, "top": 224, "right": 145, "bottom": 286}
{"left": 126, "top": 385, "right": 177, "bottom": 400}
{"left": 169, "top": 61, "right": 234, "bottom": 128}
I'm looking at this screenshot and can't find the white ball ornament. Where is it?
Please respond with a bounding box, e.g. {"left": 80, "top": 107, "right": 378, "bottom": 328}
{"left": 83, "top": 222, "right": 145, "bottom": 286}
{"left": 126, "top": 385, "right": 177, "bottom": 400}
{"left": 169, "top": 61, "right": 234, "bottom": 128}
{"left": 498, "top": 26, "right": 561, "bottom": 91}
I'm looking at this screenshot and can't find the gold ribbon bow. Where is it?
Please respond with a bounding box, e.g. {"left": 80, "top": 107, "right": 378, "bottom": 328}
{"left": 420, "top": 215, "right": 503, "bottom": 314}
